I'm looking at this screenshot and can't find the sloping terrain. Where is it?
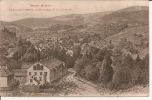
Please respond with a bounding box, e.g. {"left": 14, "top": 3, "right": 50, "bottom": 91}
{"left": 11, "top": 12, "right": 111, "bottom": 29}
{"left": 0, "top": 21, "right": 33, "bottom": 33}
{"left": 0, "top": 29, "right": 16, "bottom": 48}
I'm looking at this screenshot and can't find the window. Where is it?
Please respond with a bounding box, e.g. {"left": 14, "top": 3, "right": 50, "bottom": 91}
{"left": 33, "top": 64, "right": 44, "bottom": 70}
{"left": 37, "top": 64, "right": 40, "bottom": 70}
{"left": 34, "top": 72, "right": 37, "bottom": 75}
{"left": 29, "top": 72, "right": 31, "bottom": 76}
{"left": 33, "top": 65, "right": 36, "bottom": 70}
{"left": 40, "top": 72, "right": 42, "bottom": 75}
{"left": 30, "top": 79, "right": 33, "bottom": 83}
{"left": 44, "top": 72, "right": 47, "bottom": 76}
{"left": 39, "top": 77, "right": 42, "bottom": 81}
{"left": 40, "top": 65, "right": 43, "bottom": 70}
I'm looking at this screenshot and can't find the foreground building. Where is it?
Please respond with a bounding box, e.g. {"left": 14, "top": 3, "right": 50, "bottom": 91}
{"left": 0, "top": 66, "right": 14, "bottom": 89}
{"left": 25, "top": 58, "right": 67, "bottom": 85}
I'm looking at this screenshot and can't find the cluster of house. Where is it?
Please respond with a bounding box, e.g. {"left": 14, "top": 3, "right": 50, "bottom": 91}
{"left": 0, "top": 47, "right": 68, "bottom": 90}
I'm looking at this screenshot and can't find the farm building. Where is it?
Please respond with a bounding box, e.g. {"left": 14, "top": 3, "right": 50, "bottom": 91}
{"left": 0, "top": 66, "right": 14, "bottom": 89}
{"left": 25, "top": 58, "right": 67, "bottom": 85}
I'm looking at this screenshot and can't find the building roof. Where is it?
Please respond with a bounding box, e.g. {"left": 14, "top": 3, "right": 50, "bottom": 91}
{"left": 0, "top": 66, "right": 13, "bottom": 77}
{"left": 39, "top": 58, "right": 63, "bottom": 69}
{"left": 13, "top": 69, "right": 27, "bottom": 77}
{"left": 22, "top": 62, "right": 35, "bottom": 69}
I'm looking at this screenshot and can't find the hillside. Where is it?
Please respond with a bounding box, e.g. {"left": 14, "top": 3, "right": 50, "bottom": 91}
{"left": 0, "top": 28, "right": 16, "bottom": 48}
{"left": 11, "top": 12, "right": 111, "bottom": 29}
{"left": 85, "top": 6, "right": 148, "bottom": 36}
{"left": 1, "top": 6, "right": 149, "bottom": 41}
{"left": 100, "top": 6, "right": 148, "bottom": 24}
{"left": 0, "top": 21, "right": 33, "bottom": 33}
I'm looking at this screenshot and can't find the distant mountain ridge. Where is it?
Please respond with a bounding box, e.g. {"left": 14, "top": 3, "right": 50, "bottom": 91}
{"left": 0, "top": 6, "right": 148, "bottom": 31}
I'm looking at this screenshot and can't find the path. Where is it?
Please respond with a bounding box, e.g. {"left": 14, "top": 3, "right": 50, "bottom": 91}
{"left": 65, "top": 68, "right": 102, "bottom": 96}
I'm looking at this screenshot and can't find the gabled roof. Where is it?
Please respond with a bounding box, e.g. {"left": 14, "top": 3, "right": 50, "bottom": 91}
{"left": 39, "top": 58, "right": 63, "bottom": 69}
{"left": 0, "top": 66, "right": 13, "bottom": 77}
{"left": 22, "top": 62, "right": 35, "bottom": 69}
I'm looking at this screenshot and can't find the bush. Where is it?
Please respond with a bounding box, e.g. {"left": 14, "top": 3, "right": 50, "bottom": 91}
{"left": 98, "top": 54, "right": 113, "bottom": 84}
{"left": 112, "top": 65, "right": 132, "bottom": 88}
{"left": 8, "top": 59, "right": 22, "bottom": 69}
{"left": 22, "top": 53, "right": 38, "bottom": 62}
{"left": 9, "top": 79, "right": 20, "bottom": 89}
{"left": 12, "top": 45, "right": 26, "bottom": 60}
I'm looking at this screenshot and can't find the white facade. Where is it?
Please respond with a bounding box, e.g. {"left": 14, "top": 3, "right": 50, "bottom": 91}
{"left": 26, "top": 63, "right": 50, "bottom": 85}
{"left": 0, "top": 77, "right": 8, "bottom": 87}
{"left": 26, "top": 60, "right": 67, "bottom": 86}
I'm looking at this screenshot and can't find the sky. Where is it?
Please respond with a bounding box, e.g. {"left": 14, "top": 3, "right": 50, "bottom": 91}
{"left": 0, "top": 0, "right": 149, "bottom": 22}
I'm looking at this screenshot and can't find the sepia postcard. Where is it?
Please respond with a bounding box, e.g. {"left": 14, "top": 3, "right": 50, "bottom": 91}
{"left": 0, "top": 0, "right": 149, "bottom": 97}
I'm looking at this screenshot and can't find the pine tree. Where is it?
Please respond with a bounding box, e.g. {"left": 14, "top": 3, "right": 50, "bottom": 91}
{"left": 98, "top": 54, "right": 113, "bottom": 84}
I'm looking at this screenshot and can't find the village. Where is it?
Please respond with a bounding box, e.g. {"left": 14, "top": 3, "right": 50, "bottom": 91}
{"left": 0, "top": 29, "right": 106, "bottom": 94}
{"left": 0, "top": 5, "right": 149, "bottom": 96}
{"left": 0, "top": 25, "right": 149, "bottom": 96}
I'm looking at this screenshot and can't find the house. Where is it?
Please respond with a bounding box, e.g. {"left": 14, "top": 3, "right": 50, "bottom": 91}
{"left": 66, "top": 49, "right": 74, "bottom": 57}
{"left": 0, "top": 66, "right": 14, "bottom": 88}
{"left": 81, "top": 43, "right": 92, "bottom": 55}
{"left": 25, "top": 58, "right": 67, "bottom": 85}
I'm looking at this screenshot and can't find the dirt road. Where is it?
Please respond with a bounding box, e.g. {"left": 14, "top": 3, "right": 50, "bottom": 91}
{"left": 65, "top": 68, "right": 102, "bottom": 96}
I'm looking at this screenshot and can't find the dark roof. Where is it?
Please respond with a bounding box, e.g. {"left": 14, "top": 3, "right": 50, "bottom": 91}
{"left": 21, "top": 62, "right": 35, "bottom": 69}
{"left": 39, "top": 58, "right": 63, "bottom": 69}
{"left": 0, "top": 66, "right": 13, "bottom": 77}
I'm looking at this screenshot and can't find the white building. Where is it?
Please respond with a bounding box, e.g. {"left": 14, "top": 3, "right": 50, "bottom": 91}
{"left": 25, "top": 58, "right": 67, "bottom": 85}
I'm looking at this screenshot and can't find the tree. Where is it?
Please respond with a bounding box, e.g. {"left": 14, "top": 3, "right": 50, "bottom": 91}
{"left": 74, "top": 56, "right": 89, "bottom": 75}
{"left": 9, "top": 79, "right": 20, "bottom": 89}
{"left": 8, "top": 59, "right": 22, "bottom": 69}
{"left": 16, "top": 38, "right": 23, "bottom": 46}
{"left": 52, "top": 48, "right": 58, "bottom": 58}
{"left": 84, "top": 64, "right": 100, "bottom": 82}
{"left": 40, "top": 48, "right": 52, "bottom": 59}
{"left": 35, "top": 49, "right": 40, "bottom": 61}
{"left": 65, "top": 55, "right": 75, "bottom": 68}
{"left": 12, "top": 45, "right": 26, "bottom": 60}
{"left": 27, "top": 44, "right": 35, "bottom": 54}
{"left": 136, "top": 54, "right": 141, "bottom": 62}
{"left": 22, "top": 53, "right": 38, "bottom": 62}
{"left": 112, "top": 65, "right": 132, "bottom": 88}
{"left": 95, "top": 49, "right": 104, "bottom": 61}
{"left": 73, "top": 45, "right": 81, "bottom": 59}
{"left": 58, "top": 48, "right": 66, "bottom": 61}
{"left": 98, "top": 54, "right": 113, "bottom": 84}
{"left": 121, "top": 54, "right": 133, "bottom": 69}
